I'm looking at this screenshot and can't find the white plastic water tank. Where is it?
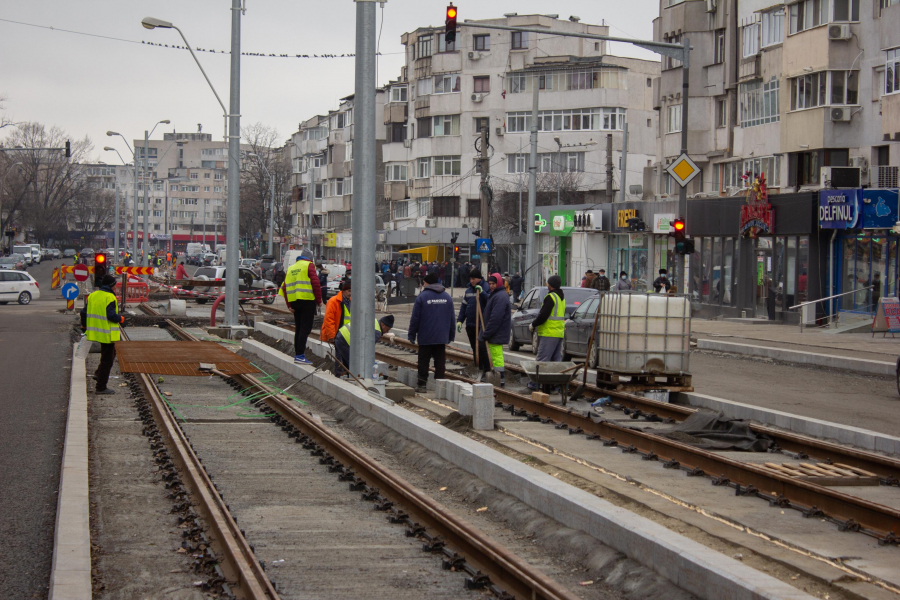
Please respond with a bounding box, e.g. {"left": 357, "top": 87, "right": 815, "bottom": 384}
{"left": 596, "top": 293, "right": 691, "bottom": 375}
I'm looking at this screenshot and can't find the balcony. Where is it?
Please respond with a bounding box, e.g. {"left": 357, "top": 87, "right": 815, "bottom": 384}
{"left": 384, "top": 103, "right": 408, "bottom": 125}
{"left": 883, "top": 94, "right": 900, "bottom": 143}
{"left": 738, "top": 55, "right": 760, "bottom": 82}
{"left": 384, "top": 181, "right": 409, "bottom": 202}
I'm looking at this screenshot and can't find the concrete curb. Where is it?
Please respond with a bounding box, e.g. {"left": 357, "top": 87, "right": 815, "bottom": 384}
{"left": 243, "top": 332, "right": 814, "bottom": 600}
{"left": 49, "top": 345, "right": 92, "bottom": 599}
{"left": 696, "top": 339, "right": 895, "bottom": 377}
{"left": 681, "top": 392, "right": 900, "bottom": 456}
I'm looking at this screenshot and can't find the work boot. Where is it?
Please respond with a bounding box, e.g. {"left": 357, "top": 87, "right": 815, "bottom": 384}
{"left": 95, "top": 388, "right": 116, "bottom": 395}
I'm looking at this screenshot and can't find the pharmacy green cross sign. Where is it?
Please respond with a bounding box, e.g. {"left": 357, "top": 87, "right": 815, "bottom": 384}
{"left": 534, "top": 214, "right": 547, "bottom": 233}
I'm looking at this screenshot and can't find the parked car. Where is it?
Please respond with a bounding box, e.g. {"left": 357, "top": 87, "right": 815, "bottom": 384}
{"left": 63, "top": 248, "right": 76, "bottom": 258}
{"left": 51, "top": 248, "right": 61, "bottom": 259}
{"left": 509, "top": 286, "right": 598, "bottom": 352}
{"left": 561, "top": 294, "right": 604, "bottom": 366}
{"left": 0, "top": 255, "right": 27, "bottom": 271}
{"left": 240, "top": 258, "right": 258, "bottom": 269}
{"left": 258, "top": 254, "right": 276, "bottom": 274}
{"left": 201, "top": 253, "right": 219, "bottom": 266}
{"left": 326, "top": 273, "right": 386, "bottom": 300}
{"left": 0, "top": 270, "right": 40, "bottom": 304}
{"left": 12, "top": 246, "right": 34, "bottom": 266}
{"left": 184, "top": 266, "right": 277, "bottom": 304}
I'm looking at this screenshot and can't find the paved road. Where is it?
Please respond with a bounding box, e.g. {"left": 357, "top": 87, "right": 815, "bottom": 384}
{"left": 0, "top": 260, "right": 73, "bottom": 598}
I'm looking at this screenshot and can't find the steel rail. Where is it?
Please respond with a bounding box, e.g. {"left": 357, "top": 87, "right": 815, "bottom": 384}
{"left": 122, "top": 329, "right": 280, "bottom": 599}
{"left": 163, "top": 319, "right": 579, "bottom": 600}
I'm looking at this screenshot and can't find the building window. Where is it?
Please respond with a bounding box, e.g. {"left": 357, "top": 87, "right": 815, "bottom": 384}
{"left": 153, "top": 210, "right": 162, "bottom": 217}
{"left": 417, "top": 77, "right": 432, "bottom": 96}
{"left": 473, "top": 76, "right": 490, "bottom": 93}
{"left": 391, "top": 122, "right": 407, "bottom": 143}
{"left": 393, "top": 200, "right": 409, "bottom": 219}
{"left": 667, "top": 105, "right": 682, "bottom": 133}
{"left": 833, "top": 0, "right": 860, "bottom": 20}
{"left": 508, "top": 154, "right": 527, "bottom": 174}
{"left": 790, "top": 71, "right": 857, "bottom": 109}
{"left": 438, "top": 34, "right": 456, "bottom": 53}
{"left": 714, "top": 29, "right": 726, "bottom": 64}
{"left": 473, "top": 117, "right": 489, "bottom": 134}
{"left": 881, "top": 0, "right": 900, "bottom": 15}
{"left": 473, "top": 34, "right": 490, "bottom": 51}
{"left": 467, "top": 198, "right": 481, "bottom": 217}
{"left": 506, "top": 107, "right": 626, "bottom": 133}
{"left": 416, "top": 34, "right": 433, "bottom": 59}
{"left": 204, "top": 173, "right": 211, "bottom": 179}
{"left": 761, "top": 9, "right": 785, "bottom": 47}
{"left": 434, "top": 73, "right": 461, "bottom": 94}
{"left": 416, "top": 117, "right": 431, "bottom": 138}
{"left": 886, "top": 48, "right": 900, "bottom": 95}
{"left": 154, "top": 224, "right": 161, "bottom": 231}
{"left": 214, "top": 186, "right": 222, "bottom": 193}
{"left": 433, "top": 156, "right": 461, "bottom": 176}
{"left": 723, "top": 156, "right": 781, "bottom": 189}
{"left": 432, "top": 196, "right": 460, "bottom": 217}
{"left": 334, "top": 179, "right": 344, "bottom": 196}
{"left": 346, "top": 141, "right": 353, "bottom": 161}
{"left": 331, "top": 113, "right": 345, "bottom": 129}
{"left": 507, "top": 73, "right": 528, "bottom": 93}
{"left": 386, "top": 164, "right": 408, "bottom": 182}
{"left": 214, "top": 173, "right": 223, "bottom": 180}
{"left": 433, "top": 114, "right": 460, "bottom": 136}
{"left": 204, "top": 186, "right": 210, "bottom": 192}
{"left": 739, "top": 78, "right": 780, "bottom": 127}
{"left": 314, "top": 183, "right": 323, "bottom": 199}
{"left": 663, "top": 33, "right": 683, "bottom": 69}
{"left": 417, "top": 157, "right": 431, "bottom": 179}
{"left": 789, "top": 0, "right": 857, "bottom": 32}
{"left": 716, "top": 98, "right": 727, "bottom": 128}
{"left": 831, "top": 70, "right": 859, "bottom": 104}
{"left": 742, "top": 23, "right": 760, "bottom": 57}
{"left": 511, "top": 31, "right": 528, "bottom": 50}
{"left": 507, "top": 152, "right": 584, "bottom": 174}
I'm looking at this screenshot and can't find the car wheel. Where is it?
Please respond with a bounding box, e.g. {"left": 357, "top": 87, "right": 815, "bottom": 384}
{"left": 561, "top": 337, "right": 572, "bottom": 361}
{"left": 18, "top": 291, "right": 31, "bottom": 305}
{"left": 263, "top": 293, "right": 275, "bottom": 305}
{"left": 509, "top": 333, "right": 521, "bottom": 352}
{"left": 196, "top": 298, "right": 208, "bottom": 305}
{"left": 588, "top": 347, "right": 598, "bottom": 369}
{"left": 532, "top": 330, "right": 540, "bottom": 354}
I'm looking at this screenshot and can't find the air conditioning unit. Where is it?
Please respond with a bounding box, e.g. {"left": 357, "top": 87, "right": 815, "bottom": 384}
{"left": 830, "top": 107, "right": 851, "bottom": 122}
{"left": 425, "top": 219, "right": 437, "bottom": 227}
{"left": 495, "top": 126, "right": 504, "bottom": 137}
{"left": 877, "top": 165, "right": 900, "bottom": 188}
{"left": 471, "top": 93, "right": 485, "bottom": 103}
{"left": 821, "top": 166, "right": 861, "bottom": 188}
{"left": 828, "top": 24, "right": 850, "bottom": 40}
{"left": 849, "top": 156, "right": 868, "bottom": 170}
{"left": 467, "top": 51, "right": 485, "bottom": 60}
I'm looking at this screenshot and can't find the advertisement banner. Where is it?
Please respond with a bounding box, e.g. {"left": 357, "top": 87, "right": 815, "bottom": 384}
{"left": 549, "top": 210, "right": 575, "bottom": 237}
{"left": 861, "top": 189, "right": 899, "bottom": 229}
{"left": 653, "top": 213, "right": 677, "bottom": 234}
{"left": 818, "top": 189, "right": 860, "bottom": 229}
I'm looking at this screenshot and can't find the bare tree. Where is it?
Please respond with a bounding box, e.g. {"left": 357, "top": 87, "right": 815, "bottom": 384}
{"left": 0, "top": 95, "right": 20, "bottom": 131}
{"left": 240, "top": 123, "right": 291, "bottom": 253}
{"left": 68, "top": 188, "right": 116, "bottom": 236}
{"left": 489, "top": 171, "right": 588, "bottom": 235}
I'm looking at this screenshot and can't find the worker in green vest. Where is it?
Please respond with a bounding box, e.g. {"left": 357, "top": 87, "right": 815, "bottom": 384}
{"left": 280, "top": 249, "right": 322, "bottom": 364}
{"left": 527, "top": 275, "right": 565, "bottom": 389}
{"left": 80, "top": 274, "right": 126, "bottom": 395}
{"left": 333, "top": 315, "right": 394, "bottom": 378}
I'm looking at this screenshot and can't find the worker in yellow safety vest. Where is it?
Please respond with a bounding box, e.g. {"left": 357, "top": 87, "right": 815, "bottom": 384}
{"left": 333, "top": 315, "right": 394, "bottom": 378}
{"left": 527, "top": 275, "right": 565, "bottom": 389}
{"left": 280, "top": 248, "right": 322, "bottom": 364}
{"left": 80, "top": 274, "right": 126, "bottom": 395}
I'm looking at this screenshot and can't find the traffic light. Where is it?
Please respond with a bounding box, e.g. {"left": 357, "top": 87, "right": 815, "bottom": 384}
{"left": 627, "top": 217, "right": 646, "bottom": 232}
{"left": 670, "top": 218, "right": 692, "bottom": 255}
{"left": 65, "top": 140, "right": 71, "bottom": 159}
{"left": 453, "top": 245, "right": 460, "bottom": 261}
{"left": 445, "top": 3, "right": 458, "bottom": 44}
{"left": 93, "top": 252, "right": 108, "bottom": 287}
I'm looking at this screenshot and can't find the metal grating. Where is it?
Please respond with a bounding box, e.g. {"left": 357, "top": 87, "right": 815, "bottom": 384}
{"left": 116, "top": 341, "right": 260, "bottom": 376}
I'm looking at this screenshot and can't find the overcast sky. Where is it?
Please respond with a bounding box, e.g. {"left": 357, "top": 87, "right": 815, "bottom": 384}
{"left": 0, "top": 0, "right": 659, "bottom": 164}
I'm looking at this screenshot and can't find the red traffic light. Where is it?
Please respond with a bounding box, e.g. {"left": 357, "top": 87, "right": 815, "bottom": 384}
{"left": 447, "top": 6, "right": 457, "bottom": 18}
{"left": 673, "top": 219, "right": 685, "bottom": 232}
{"left": 454, "top": 245, "right": 460, "bottom": 252}
{"left": 95, "top": 253, "right": 107, "bottom": 264}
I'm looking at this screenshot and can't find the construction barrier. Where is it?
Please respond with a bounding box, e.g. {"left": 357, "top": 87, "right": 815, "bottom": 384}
{"left": 51, "top": 268, "right": 60, "bottom": 290}
{"left": 60, "top": 265, "right": 94, "bottom": 275}
{"left": 115, "top": 281, "right": 150, "bottom": 304}
{"left": 115, "top": 266, "right": 154, "bottom": 276}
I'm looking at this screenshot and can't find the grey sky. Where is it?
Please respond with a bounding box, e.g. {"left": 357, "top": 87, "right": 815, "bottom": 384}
{"left": 0, "top": 0, "right": 660, "bottom": 164}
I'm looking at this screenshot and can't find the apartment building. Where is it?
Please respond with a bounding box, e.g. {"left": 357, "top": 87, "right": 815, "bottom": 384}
{"left": 379, "top": 13, "right": 660, "bottom": 262}
{"left": 289, "top": 93, "right": 387, "bottom": 262}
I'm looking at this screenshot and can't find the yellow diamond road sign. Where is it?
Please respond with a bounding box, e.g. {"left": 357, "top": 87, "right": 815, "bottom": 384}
{"left": 666, "top": 153, "right": 700, "bottom": 187}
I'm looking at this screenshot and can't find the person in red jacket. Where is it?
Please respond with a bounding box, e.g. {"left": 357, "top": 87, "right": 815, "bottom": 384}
{"left": 175, "top": 261, "right": 187, "bottom": 281}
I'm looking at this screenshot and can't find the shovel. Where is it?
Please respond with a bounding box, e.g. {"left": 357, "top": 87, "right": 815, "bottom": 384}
{"left": 569, "top": 293, "right": 604, "bottom": 402}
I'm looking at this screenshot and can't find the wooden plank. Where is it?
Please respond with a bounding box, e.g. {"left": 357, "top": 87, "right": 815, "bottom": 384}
{"left": 833, "top": 463, "right": 879, "bottom": 478}
{"left": 765, "top": 463, "right": 805, "bottom": 477}
{"left": 800, "top": 463, "right": 840, "bottom": 476}
{"left": 796, "top": 476, "right": 881, "bottom": 487}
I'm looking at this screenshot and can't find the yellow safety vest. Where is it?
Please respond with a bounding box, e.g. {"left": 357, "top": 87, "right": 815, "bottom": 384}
{"left": 284, "top": 259, "right": 315, "bottom": 302}
{"left": 339, "top": 302, "right": 351, "bottom": 328}
{"left": 339, "top": 319, "right": 381, "bottom": 345}
{"left": 85, "top": 290, "right": 120, "bottom": 344}
{"left": 536, "top": 292, "right": 565, "bottom": 338}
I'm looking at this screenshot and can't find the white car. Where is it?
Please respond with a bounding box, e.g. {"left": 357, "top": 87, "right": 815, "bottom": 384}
{"left": 0, "top": 270, "right": 40, "bottom": 304}
{"left": 12, "top": 245, "right": 34, "bottom": 266}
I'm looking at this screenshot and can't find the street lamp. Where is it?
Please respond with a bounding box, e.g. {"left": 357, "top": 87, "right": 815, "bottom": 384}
{"left": 103, "top": 147, "right": 130, "bottom": 260}
{"left": 247, "top": 153, "right": 276, "bottom": 257}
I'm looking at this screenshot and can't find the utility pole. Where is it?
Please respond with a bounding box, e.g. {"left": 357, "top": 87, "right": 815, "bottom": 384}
{"left": 132, "top": 156, "right": 138, "bottom": 259}
{"left": 223, "top": 0, "right": 242, "bottom": 328}
{"left": 268, "top": 169, "right": 275, "bottom": 255}
{"left": 619, "top": 122, "right": 629, "bottom": 203}
{"left": 479, "top": 125, "right": 490, "bottom": 276}
{"left": 676, "top": 36, "right": 691, "bottom": 295}
{"left": 308, "top": 162, "right": 315, "bottom": 256}
{"left": 113, "top": 176, "right": 120, "bottom": 260}
{"left": 524, "top": 76, "right": 539, "bottom": 293}
{"left": 606, "top": 134, "right": 613, "bottom": 200}
{"left": 142, "top": 131, "right": 150, "bottom": 266}
{"left": 349, "top": 0, "right": 377, "bottom": 382}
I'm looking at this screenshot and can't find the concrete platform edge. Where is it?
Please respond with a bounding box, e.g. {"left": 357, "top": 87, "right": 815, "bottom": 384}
{"left": 696, "top": 339, "right": 894, "bottom": 376}
{"left": 243, "top": 331, "right": 814, "bottom": 600}
{"left": 49, "top": 345, "right": 92, "bottom": 600}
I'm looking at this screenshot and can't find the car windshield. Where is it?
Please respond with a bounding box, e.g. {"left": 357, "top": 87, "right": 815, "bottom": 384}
{"left": 535, "top": 288, "right": 597, "bottom": 307}
{"left": 0, "top": 257, "right": 16, "bottom": 264}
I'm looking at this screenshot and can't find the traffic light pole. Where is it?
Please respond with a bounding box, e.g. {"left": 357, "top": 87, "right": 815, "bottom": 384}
{"left": 479, "top": 126, "right": 490, "bottom": 277}
{"left": 676, "top": 37, "right": 690, "bottom": 294}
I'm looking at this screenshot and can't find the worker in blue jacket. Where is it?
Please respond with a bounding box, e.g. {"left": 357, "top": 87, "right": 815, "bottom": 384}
{"left": 479, "top": 273, "right": 512, "bottom": 387}
{"left": 408, "top": 273, "right": 455, "bottom": 391}
{"left": 456, "top": 268, "right": 490, "bottom": 377}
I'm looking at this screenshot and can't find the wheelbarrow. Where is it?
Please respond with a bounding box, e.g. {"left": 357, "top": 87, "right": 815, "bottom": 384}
{"left": 520, "top": 360, "right": 583, "bottom": 406}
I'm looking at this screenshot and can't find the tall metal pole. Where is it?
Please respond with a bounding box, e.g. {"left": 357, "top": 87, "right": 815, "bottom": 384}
{"left": 556, "top": 146, "right": 561, "bottom": 205}
{"left": 518, "top": 170, "right": 523, "bottom": 274}
{"left": 224, "top": 0, "right": 242, "bottom": 327}
{"left": 479, "top": 126, "right": 490, "bottom": 276}
{"left": 132, "top": 157, "right": 138, "bottom": 259}
{"left": 268, "top": 172, "right": 275, "bottom": 255}
{"left": 142, "top": 131, "right": 150, "bottom": 266}
{"left": 308, "top": 163, "right": 315, "bottom": 255}
{"left": 619, "top": 122, "right": 629, "bottom": 203}
{"left": 113, "top": 176, "right": 120, "bottom": 260}
{"left": 349, "top": 0, "right": 377, "bottom": 381}
{"left": 677, "top": 36, "right": 690, "bottom": 294}
{"left": 524, "top": 76, "right": 539, "bottom": 293}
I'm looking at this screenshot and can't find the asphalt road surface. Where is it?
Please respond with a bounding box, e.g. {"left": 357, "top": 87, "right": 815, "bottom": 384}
{"left": 0, "top": 259, "right": 73, "bottom": 597}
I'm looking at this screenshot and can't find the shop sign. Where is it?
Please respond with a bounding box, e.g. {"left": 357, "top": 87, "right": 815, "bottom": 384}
{"left": 549, "top": 210, "right": 575, "bottom": 237}
{"left": 323, "top": 233, "right": 337, "bottom": 247}
{"left": 653, "top": 213, "right": 677, "bottom": 234}
{"left": 533, "top": 213, "right": 548, "bottom": 233}
{"left": 873, "top": 298, "right": 900, "bottom": 334}
{"left": 739, "top": 173, "right": 774, "bottom": 238}
{"left": 861, "top": 189, "right": 899, "bottom": 229}
{"left": 617, "top": 209, "right": 639, "bottom": 228}
{"left": 818, "top": 190, "right": 860, "bottom": 229}
{"left": 628, "top": 233, "right": 645, "bottom": 247}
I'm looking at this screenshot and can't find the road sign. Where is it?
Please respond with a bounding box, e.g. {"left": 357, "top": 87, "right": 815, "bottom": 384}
{"left": 666, "top": 153, "right": 701, "bottom": 188}
{"left": 62, "top": 283, "right": 80, "bottom": 300}
{"left": 73, "top": 264, "right": 89, "bottom": 282}
{"left": 475, "top": 238, "right": 492, "bottom": 253}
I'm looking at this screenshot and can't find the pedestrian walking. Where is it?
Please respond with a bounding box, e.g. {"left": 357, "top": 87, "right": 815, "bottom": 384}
{"left": 334, "top": 314, "right": 393, "bottom": 377}
{"left": 408, "top": 273, "right": 455, "bottom": 392}
{"left": 615, "top": 271, "right": 632, "bottom": 291}
{"left": 280, "top": 249, "right": 322, "bottom": 364}
{"left": 595, "top": 269, "right": 611, "bottom": 291}
{"left": 318, "top": 265, "right": 329, "bottom": 291}
{"left": 80, "top": 274, "right": 126, "bottom": 395}
{"left": 479, "top": 274, "right": 512, "bottom": 387}
{"left": 457, "top": 268, "right": 491, "bottom": 378}
{"left": 394, "top": 268, "right": 404, "bottom": 297}
{"left": 510, "top": 271, "right": 523, "bottom": 302}
{"left": 527, "top": 275, "right": 565, "bottom": 389}
{"left": 653, "top": 269, "right": 672, "bottom": 293}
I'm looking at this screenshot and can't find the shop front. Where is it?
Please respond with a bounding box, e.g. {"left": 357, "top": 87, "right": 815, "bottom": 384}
{"left": 607, "top": 201, "right": 679, "bottom": 292}
{"left": 686, "top": 192, "right": 825, "bottom": 323}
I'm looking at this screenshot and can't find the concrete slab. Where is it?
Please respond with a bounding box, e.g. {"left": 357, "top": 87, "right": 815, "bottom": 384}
{"left": 696, "top": 339, "right": 894, "bottom": 376}
{"left": 49, "top": 345, "right": 92, "bottom": 600}
{"left": 242, "top": 337, "right": 817, "bottom": 600}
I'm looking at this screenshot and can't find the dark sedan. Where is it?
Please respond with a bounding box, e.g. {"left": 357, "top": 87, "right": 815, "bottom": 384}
{"left": 509, "top": 286, "right": 598, "bottom": 352}
{"left": 0, "top": 255, "right": 27, "bottom": 271}
{"left": 561, "top": 294, "right": 604, "bottom": 366}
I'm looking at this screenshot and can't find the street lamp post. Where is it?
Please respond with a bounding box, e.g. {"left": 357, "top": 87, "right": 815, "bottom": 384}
{"left": 103, "top": 147, "right": 128, "bottom": 260}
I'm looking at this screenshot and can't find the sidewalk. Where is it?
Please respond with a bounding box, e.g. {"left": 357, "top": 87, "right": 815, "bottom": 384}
{"left": 691, "top": 319, "right": 898, "bottom": 363}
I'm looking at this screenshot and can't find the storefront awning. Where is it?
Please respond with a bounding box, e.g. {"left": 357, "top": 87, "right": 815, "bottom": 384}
{"left": 399, "top": 245, "right": 439, "bottom": 262}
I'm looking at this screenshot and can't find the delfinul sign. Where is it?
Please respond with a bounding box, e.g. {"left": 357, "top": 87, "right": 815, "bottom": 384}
{"left": 818, "top": 190, "right": 859, "bottom": 229}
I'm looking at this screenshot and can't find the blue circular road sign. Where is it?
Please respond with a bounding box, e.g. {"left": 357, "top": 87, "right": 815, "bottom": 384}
{"left": 62, "top": 282, "right": 80, "bottom": 300}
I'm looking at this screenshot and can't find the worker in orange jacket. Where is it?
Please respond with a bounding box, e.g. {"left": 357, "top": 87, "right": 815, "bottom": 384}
{"left": 320, "top": 278, "right": 351, "bottom": 343}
